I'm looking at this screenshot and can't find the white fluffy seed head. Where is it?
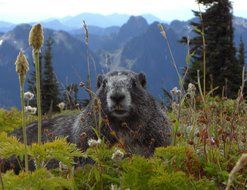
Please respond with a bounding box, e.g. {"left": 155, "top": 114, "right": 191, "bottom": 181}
{"left": 24, "top": 91, "right": 34, "bottom": 101}
{"left": 24, "top": 106, "right": 37, "bottom": 114}
{"left": 188, "top": 83, "right": 196, "bottom": 97}
{"left": 170, "top": 87, "right": 181, "bottom": 96}
{"left": 111, "top": 149, "right": 124, "bottom": 160}
{"left": 57, "top": 102, "right": 65, "bottom": 110}
{"left": 110, "top": 184, "right": 121, "bottom": 190}
{"left": 59, "top": 161, "right": 68, "bottom": 171}
{"left": 88, "top": 138, "right": 102, "bottom": 147}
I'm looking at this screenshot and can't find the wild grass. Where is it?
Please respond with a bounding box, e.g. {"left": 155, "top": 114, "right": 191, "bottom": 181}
{"left": 157, "top": 4, "right": 246, "bottom": 187}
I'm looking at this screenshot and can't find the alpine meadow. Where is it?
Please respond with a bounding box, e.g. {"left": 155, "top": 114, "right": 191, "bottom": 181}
{"left": 0, "top": 0, "right": 247, "bottom": 189}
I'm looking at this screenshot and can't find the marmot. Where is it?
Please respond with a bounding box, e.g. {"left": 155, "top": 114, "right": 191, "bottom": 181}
{"left": 72, "top": 70, "right": 171, "bottom": 156}
{"left": 6, "top": 70, "right": 171, "bottom": 166}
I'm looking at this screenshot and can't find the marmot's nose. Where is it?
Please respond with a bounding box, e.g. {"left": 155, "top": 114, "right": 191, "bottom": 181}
{"left": 110, "top": 93, "right": 125, "bottom": 104}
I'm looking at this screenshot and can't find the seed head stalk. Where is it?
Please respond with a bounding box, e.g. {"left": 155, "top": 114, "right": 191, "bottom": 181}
{"left": 158, "top": 24, "right": 182, "bottom": 89}
{"left": 34, "top": 49, "right": 42, "bottom": 144}
{"left": 198, "top": 3, "right": 206, "bottom": 97}
{"left": 29, "top": 24, "right": 44, "bottom": 145}
{"left": 20, "top": 79, "right": 29, "bottom": 171}
{"left": 15, "top": 51, "right": 29, "bottom": 171}
{"left": 83, "top": 20, "right": 92, "bottom": 99}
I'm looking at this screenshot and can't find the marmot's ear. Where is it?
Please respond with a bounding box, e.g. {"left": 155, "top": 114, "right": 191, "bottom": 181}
{"left": 97, "top": 74, "right": 104, "bottom": 88}
{"left": 138, "top": 72, "right": 147, "bottom": 88}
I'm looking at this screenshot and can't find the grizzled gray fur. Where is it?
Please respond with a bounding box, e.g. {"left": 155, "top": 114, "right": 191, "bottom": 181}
{"left": 72, "top": 70, "right": 171, "bottom": 156}
{"left": 4, "top": 70, "right": 171, "bottom": 172}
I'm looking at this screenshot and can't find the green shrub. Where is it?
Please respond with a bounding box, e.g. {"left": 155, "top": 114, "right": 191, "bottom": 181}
{"left": 155, "top": 146, "right": 202, "bottom": 177}
{"left": 148, "top": 170, "right": 215, "bottom": 190}
{"left": 121, "top": 156, "right": 155, "bottom": 190}
{"left": 0, "top": 108, "right": 36, "bottom": 133}
{"left": 3, "top": 169, "right": 73, "bottom": 190}
{"left": 74, "top": 144, "right": 123, "bottom": 190}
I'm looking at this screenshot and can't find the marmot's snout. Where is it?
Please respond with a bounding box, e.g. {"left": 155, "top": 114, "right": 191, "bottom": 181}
{"left": 110, "top": 92, "right": 126, "bottom": 104}
{"left": 107, "top": 87, "right": 131, "bottom": 118}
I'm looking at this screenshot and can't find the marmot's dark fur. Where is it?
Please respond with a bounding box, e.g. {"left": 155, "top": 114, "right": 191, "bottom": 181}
{"left": 72, "top": 70, "right": 171, "bottom": 156}
{"left": 3, "top": 70, "right": 171, "bottom": 172}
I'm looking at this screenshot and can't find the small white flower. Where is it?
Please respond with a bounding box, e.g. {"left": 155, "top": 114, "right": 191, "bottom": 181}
{"left": 110, "top": 184, "right": 121, "bottom": 190}
{"left": 25, "top": 106, "right": 37, "bottom": 114}
{"left": 210, "top": 137, "right": 216, "bottom": 145}
{"left": 33, "top": 159, "right": 45, "bottom": 169}
{"left": 188, "top": 83, "right": 196, "bottom": 97}
{"left": 111, "top": 149, "right": 124, "bottom": 160}
{"left": 170, "top": 87, "right": 181, "bottom": 96}
{"left": 24, "top": 91, "right": 34, "bottom": 101}
{"left": 186, "top": 125, "right": 199, "bottom": 136}
{"left": 57, "top": 102, "right": 65, "bottom": 110}
{"left": 31, "top": 107, "right": 37, "bottom": 114}
{"left": 171, "top": 102, "right": 179, "bottom": 110}
{"left": 188, "top": 83, "right": 196, "bottom": 90}
{"left": 88, "top": 138, "right": 102, "bottom": 147}
{"left": 59, "top": 161, "right": 68, "bottom": 171}
{"left": 187, "top": 125, "right": 193, "bottom": 133}
{"left": 25, "top": 105, "right": 32, "bottom": 112}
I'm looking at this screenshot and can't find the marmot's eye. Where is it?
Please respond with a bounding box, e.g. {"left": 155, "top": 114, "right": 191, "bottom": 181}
{"left": 103, "top": 79, "right": 108, "bottom": 88}
{"left": 132, "top": 80, "right": 137, "bottom": 87}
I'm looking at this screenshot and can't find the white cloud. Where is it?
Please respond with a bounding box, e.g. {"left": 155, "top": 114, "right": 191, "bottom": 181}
{"left": 0, "top": 0, "right": 246, "bottom": 23}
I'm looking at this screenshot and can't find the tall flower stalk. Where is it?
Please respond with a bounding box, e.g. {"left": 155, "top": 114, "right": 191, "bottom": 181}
{"left": 158, "top": 24, "right": 181, "bottom": 86}
{"left": 83, "top": 20, "right": 93, "bottom": 99}
{"left": 29, "top": 24, "right": 44, "bottom": 145}
{"left": 15, "top": 51, "right": 29, "bottom": 171}
{"left": 198, "top": 3, "right": 206, "bottom": 97}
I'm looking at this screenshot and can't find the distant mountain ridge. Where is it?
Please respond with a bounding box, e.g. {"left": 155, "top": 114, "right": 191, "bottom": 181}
{"left": 60, "top": 13, "right": 130, "bottom": 28}
{"left": 120, "top": 22, "right": 186, "bottom": 96}
{"left": 0, "top": 24, "right": 100, "bottom": 108}
{"left": 0, "top": 15, "right": 247, "bottom": 108}
{"left": 0, "top": 13, "right": 163, "bottom": 33}
{"left": 60, "top": 13, "right": 162, "bottom": 28}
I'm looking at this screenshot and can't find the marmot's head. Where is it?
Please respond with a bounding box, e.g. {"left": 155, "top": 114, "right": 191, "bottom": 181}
{"left": 96, "top": 70, "right": 147, "bottom": 120}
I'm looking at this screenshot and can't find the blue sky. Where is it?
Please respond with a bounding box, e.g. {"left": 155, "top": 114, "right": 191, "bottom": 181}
{"left": 0, "top": 0, "right": 246, "bottom": 23}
